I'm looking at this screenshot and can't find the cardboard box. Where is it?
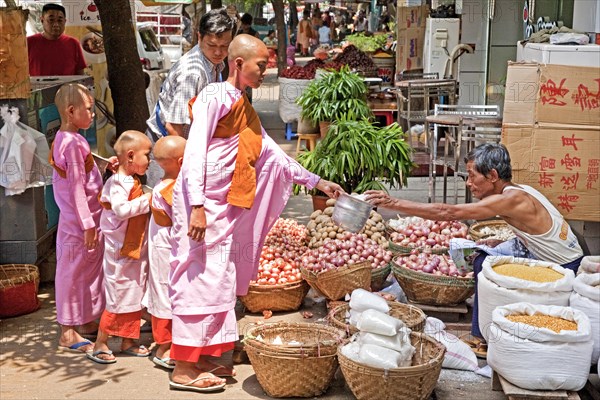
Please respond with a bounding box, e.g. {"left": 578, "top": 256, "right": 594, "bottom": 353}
{"left": 397, "top": 5, "right": 428, "bottom": 30}
{"left": 503, "top": 62, "right": 600, "bottom": 127}
{"left": 396, "top": 27, "right": 425, "bottom": 72}
{"left": 502, "top": 124, "right": 600, "bottom": 221}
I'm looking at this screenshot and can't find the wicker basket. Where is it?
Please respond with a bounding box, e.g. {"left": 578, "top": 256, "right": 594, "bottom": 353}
{"left": 244, "top": 322, "right": 345, "bottom": 398}
{"left": 328, "top": 301, "right": 426, "bottom": 336}
{"left": 301, "top": 261, "right": 371, "bottom": 301}
{"left": 338, "top": 332, "right": 445, "bottom": 400}
{"left": 239, "top": 281, "right": 309, "bottom": 313}
{"left": 388, "top": 240, "right": 449, "bottom": 256}
{"left": 392, "top": 258, "right": 474, "bottom": 306}
{"left": 0, "top": 264, "right": 40, "bottom": 318}
{"left": 370, "top": 263, "right": 391, "bottom": 292}
{"left": 468, "top": 219, "right": 511, "bottom": 241}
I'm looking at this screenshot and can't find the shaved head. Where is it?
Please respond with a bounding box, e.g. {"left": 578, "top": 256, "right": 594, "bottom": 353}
{"left": 114, "top": 130, "right": 151, "bottom": 157}
{"left": 228, "top": 34, "right": 268, "bottom": 66}
{"left": 154, "top": 135, "right": 186, "bottom": 161}
{"left": 55, "top": 83, "right": 91, "bottom": 116}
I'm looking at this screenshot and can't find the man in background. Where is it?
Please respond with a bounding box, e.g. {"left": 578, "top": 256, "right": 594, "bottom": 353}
{"left": 27, "top": 3, "right": 87, "bottom": 76}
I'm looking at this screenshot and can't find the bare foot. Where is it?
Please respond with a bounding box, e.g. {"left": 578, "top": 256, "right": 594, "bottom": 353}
{"left": 172, "top": 361, "right": 226, "bottom": 389}
{"left": 155, "top": 343, "right": 171, "bottom": 360}
{"left": 58, "top": 326, "right": 93, "bottom": 353}
{"left": 121, "top": 339, "right": 150, "bottom": 356}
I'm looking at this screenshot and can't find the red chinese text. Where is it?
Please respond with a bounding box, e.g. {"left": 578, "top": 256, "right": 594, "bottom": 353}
{"left": 572, "top": 80, "right": 600, "bottom": 112}
{"left": 587, "top": 159, "right": 599, "bottom": 190}
{"left": 557, "top": 193, "right": 579, "bottom": 213}
{"left": 561, "top": 134, "right": 583, "bottom": 151}
{"left": 560, "top": 154, "right": 581, "bottom": 171}
{"left": 539, "top": 156, "right": 556, "bottom": 171}
{"left": 540, "top": 78, "right": 569, "bottom": 106}
{"left": 561, "top": 172, "right": 579, "bottom": 191}
{"left": 538, "top": 172, "right": 555, "bottom": 188}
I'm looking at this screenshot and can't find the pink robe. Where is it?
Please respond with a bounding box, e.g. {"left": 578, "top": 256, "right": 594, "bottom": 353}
{"left": 170, "top": 82, "right": 320, "bottom": 348}
{"left": 147, "top": 179, "right": 173, "bottom": 319}
{"left": 99, "top": 173, "right": 150, "bottom": 314}
{"left": 51, "top": 130, "right": 105, "bottom": 326}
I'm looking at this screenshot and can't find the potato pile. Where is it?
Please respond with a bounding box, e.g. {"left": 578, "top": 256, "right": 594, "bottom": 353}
{"left": 306, "top": 199, "right": 387, "bottom": 248}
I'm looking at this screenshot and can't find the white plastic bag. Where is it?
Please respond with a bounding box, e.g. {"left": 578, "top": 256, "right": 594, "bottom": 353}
{"left": 487, "top": 302, "right": 593, "bottom": 391}
{"left": 359, "top": 328, "right": 410, "bottom": 352}
{"left": 424, "top": 317, "right": 478, "bottom": 371}
{"left": 569, "top": 273, "right": 600, "bottom": 364}
{"left": 349, "top": 288, "right": 390, "bottom": 314}
{"left": 356, "top": 309, "right": 405, "bottom": 336}
{"left": 278, "top": 77, "right": 312, "bottom": 123}
{"left": 358, "top": 343, "right": 412, "bottom": 369}
{"left": 348, "top": 309, "right": 362, "bottom": 327}
{"left": 478, "top": 256, "right": 574, "bottom": 342}
{"left": 340, "top": 341, "right": 361, "bottom": 363}
{"left": 578, "top": 256, "right": 600, "bottom": 275}
{"left": 0, "top": 106, "right": 51, "bottom": 195}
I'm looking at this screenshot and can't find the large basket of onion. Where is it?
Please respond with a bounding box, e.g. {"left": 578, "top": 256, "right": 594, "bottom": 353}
{"left": 387, "top": 218, "right": 468, "bottom": 255}
{"left": 240, "top": 218, "right": 310, "bottom": 312}
{"left": 392, "top": 251, "right": 475, "bottom": 306}
{"left": 244, "top": 322, "right": 344, "bottom": 398}
{"left": 300, "top": 233, "right": 392, "bottom": 300}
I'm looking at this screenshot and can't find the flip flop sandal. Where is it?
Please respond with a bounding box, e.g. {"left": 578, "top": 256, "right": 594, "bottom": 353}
{"left": 121, "top": 345, "right": 151, "bottom": 357}
{"left": 87, "top": 350, "right": 117, "bottom": 364}
{"left": 152, "top": 356, "right": 176, "bottom": 370}
{"left": 206, "top": 364, "right": 236, "bottom": 377}
{"left": 169, "top": 374, "right": 226, "bottom": 393}
{"left": 57, "top": 340, "right": 93, "bottom": 353}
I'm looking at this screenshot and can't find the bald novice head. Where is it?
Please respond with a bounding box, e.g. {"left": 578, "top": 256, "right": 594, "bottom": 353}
{"left": 55, "top": 83, "right": 93, "bottom": 119}
{"left": 227, "top": 34, "right": 269, "bottom": 88}
{"left": 154, "top": 135, "right": 186, "bottom": 161}
{"left": 114, "top": 130, "right": 151, "bottom": 157}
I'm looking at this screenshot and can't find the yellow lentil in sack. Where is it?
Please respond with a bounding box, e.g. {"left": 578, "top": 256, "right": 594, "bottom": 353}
{"left": 493, "top": 263, "right": 563, "bottom": 283}
{"left": 506, "top": 314, "right": 577, "bottom": 333}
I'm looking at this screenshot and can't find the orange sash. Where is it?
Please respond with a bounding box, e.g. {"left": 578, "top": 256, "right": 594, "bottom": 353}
{"left": 150, "top": 180, "right": 175, "bottom": 227}
{"left": 48, "top": 141, "right": 95, "bottom": 178}
{"left": 99, "top": 175, "right": 149, "bottom": 260}
{"left": 213, "top": 94, "right": 262, "bottom": 209}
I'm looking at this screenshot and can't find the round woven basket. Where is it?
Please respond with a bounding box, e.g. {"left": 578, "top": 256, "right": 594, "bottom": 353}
{"left": 388, "top": 240, "right": 449, "bottom": 256}
{"left": 301, "top": 261, "right": 371, "bottom": 301}
{"left": 244, "top": 322, "right": 345, "bottom": 398}
{"left": 370, "top": 263, "right": 391, "bottom": 292}
{"left": 239, "top": 281, "right": 309, "bottom": 313}
{"left": 0, "top": 264, "right": 40, "bottom": 318}
{"left": 328, "top": 301, "right": 426, "bottom": 336}
{"left": 338, "top": 332, "right": 445, "bottom": 400}
{"left": 468, "top": 219, "right": 510, "bottom": 241}
{"left": 391, "top": 258, "right": 474, "bottom": 306}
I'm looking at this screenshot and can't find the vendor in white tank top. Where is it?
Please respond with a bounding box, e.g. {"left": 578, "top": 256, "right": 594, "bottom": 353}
{"left": 363, "top": 143, "right": 584, "bottom": 340}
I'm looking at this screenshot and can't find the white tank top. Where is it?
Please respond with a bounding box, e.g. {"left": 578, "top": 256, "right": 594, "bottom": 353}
{"left": 503, "top": 185, "right": 583, "bottom": 265}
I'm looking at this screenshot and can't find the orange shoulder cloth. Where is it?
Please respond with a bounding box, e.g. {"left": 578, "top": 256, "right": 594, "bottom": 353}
{"left": 150, "top": 180, "right": 175, "bottom": 227}
{"left": 48, "top": 141, "right": 95, "bottom": 178}
{"left": 213, "top": 94, "right": 263, "bottom": 209}
{"left": 99, "top": 175, "right": 149, "bottom": 260}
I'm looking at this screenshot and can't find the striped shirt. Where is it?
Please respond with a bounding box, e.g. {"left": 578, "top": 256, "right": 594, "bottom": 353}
{"left": 146, "top": 46, "right": 223, "bottom": 139}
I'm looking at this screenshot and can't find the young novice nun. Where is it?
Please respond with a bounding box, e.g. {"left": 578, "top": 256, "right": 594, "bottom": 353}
{"left": 51, "top": 83, "right": 106, "bottom": 353}
{"left": 168, "top": 34, "right": 343, "bottom": 392}
{"left": 88, "top": 130, "right": 153, "bottom": 364}
{"left": 146, "top": 135, "right": 186, "bottom": 370}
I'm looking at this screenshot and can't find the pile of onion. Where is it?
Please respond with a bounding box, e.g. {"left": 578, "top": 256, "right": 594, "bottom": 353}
{"left": 306, "top": 199, "right": 387, "bottom": 248}
{"left": 389, "top": 219, "right": 468, "bottom": 249}
{"left": 253, "top": 219, "right": 308, "bottom": 285}
{"left": 301, "top": 233, "right": 392, "bottom": 273}
{"left": 396, "top": 249, "right": 473, "bottom": 278}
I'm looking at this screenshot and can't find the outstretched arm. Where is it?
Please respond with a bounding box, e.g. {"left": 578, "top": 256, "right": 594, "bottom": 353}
{"left": 364, "top": 190, "right": 512, "bottom": 221}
